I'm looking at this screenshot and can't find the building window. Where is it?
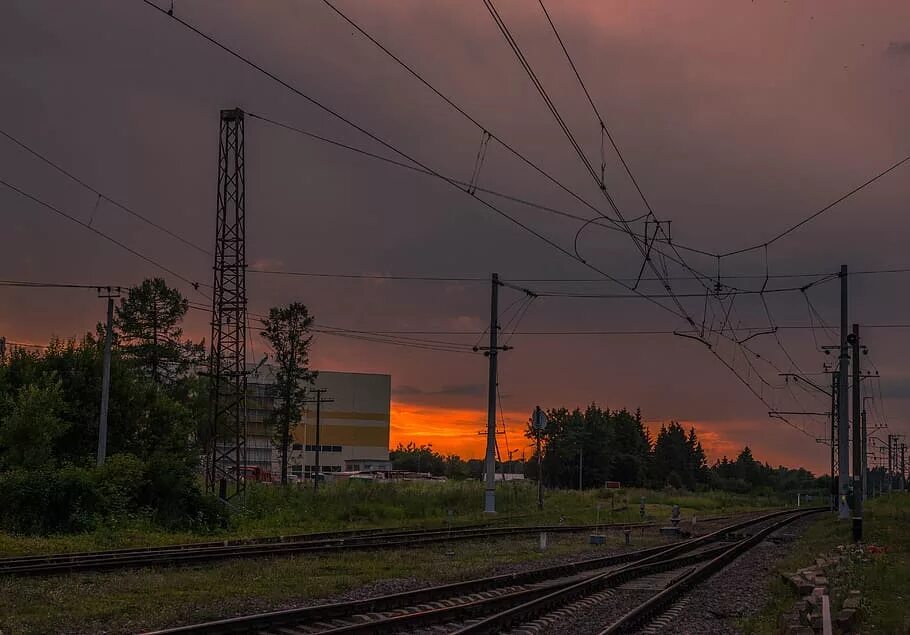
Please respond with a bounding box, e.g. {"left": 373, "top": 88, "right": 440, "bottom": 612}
{"left": 304, "top": 444, "right": 343, "bottom": 452}
{"left": 292, "top": 443, "right": 303, "bottom": 451}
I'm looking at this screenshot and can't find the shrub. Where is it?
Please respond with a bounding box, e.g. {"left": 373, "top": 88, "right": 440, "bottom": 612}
{"left": 0, "top": 465, "right": 102, "bottom": 534}
{"left": 142, "top": 454, "right": 227, "bottom": 530}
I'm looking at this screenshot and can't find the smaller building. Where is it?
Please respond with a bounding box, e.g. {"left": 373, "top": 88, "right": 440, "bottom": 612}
{"left": 343, "top": 458, "right": 393, "bottom": 472}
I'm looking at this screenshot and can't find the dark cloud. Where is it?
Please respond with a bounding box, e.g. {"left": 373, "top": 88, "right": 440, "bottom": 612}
{"left": 2, "top": 1, "right": 910, "bottom": 473}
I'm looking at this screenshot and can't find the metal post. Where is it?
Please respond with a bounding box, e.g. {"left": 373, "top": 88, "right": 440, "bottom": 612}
{"left": 837, "top": 265, "right": 850, "bottom": 519}
{"left": 484, "top": 273, "right": 499, "bottom": 514}
{"left": 97, "top": 294, "right": 115, "bottom": 467}
{"left": 850, "top": 324, "right": 862, "bottom": 541}
{"left": 902, "top": 443, "right": 907, "bottom": 491}
{"left": 888, "top": 434, "right": 893, "bottom": 493}
{"left": 536, "top": 430, "right": 543, "bottom": 511}
{"left": 303, "top": 388, "right": 333, "bottom": 491}
{"left": 861, "top": 406, "right": 868, "bottom": 502}
{"left": 314, "top": 391, "right": 321, "bottom": 491}
{"left": 830, "top": 369, "right": 838, "bottom": 510}
{"left": 578, "top": 446, "right": 583, "bottom": 490}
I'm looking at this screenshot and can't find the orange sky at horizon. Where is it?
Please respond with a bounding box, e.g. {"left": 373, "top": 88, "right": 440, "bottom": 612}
{"left": 389, "top": 401, "right": 783, "bottom": 469}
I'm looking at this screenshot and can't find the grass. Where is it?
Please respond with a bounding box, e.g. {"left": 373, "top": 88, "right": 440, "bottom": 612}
{"left": 740, "top": 492, "right": 910, "bottom": 634}
{"left": 0, "top": 481, "right": 785, "bottom": 556}
{"left": 0, "top": 531, "right": 665, "bottom": 634}
{"left": 0, "top": 482, "right": 789, "bottom": 633}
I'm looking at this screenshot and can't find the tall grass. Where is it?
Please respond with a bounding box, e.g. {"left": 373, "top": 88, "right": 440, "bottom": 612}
{"left": 0, "top": 480, "right": 791, "bottom": 554}
{"left": 236, "top": 480, "right": 789, "bottom": 534}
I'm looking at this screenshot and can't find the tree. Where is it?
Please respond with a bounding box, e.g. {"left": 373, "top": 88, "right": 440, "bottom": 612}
{"left": 390, "top": 442, "right": 446, "bottom": 475}
{"left": 114, "top": 278, "right": 202, "bottom": 385}
{"left": 260, "top": 302, "right": 316, "bottom": 485}
{"left": 0, "top": 377, "right": 67, "bottom": 469}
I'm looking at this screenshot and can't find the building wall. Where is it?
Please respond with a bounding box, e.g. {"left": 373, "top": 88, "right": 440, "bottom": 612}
{"left": 245, "top": 366, "right": 390, "bottom": 478}
{"left": 290, "top": 371, "right": 391, "bottom": 477}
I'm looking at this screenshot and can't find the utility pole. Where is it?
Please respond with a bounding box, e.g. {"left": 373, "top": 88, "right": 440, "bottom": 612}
{"left": 831, "top": 368, "right": 838, "bottom": 509}
{"left": 861, "top": 402, "right": 868, "bottom": 501}
{"left": 302, "top": 388, "right": 333, "bottom": 491}
{"left": 533, "top": 406, "right": 546, "bottom": 511}
{"left": 475, "top": 274, "right": 513, "bottom": 514}
{"left": 902, "top": 443, "right": 907, "bottom": 491}
{"left": 849, "top": 324, "right": 862, "bottom": 541}
{"left": 578, "top": 446, "right": 584, "bottom": 490}
{"left": 888, "top": 434, "right": 894, "bottom": 492}
{"left": 96, "top": 288, "right": 118, "bottom": 467}
{"left": 837, "top": 265, "right": 850, "bottom": 519}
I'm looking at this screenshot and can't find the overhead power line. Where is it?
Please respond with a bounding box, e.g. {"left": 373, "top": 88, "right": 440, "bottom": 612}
{"left": 247, "top": 266, "right": 910, "bottom": 284}
{"left": 0, "top": 127, "right": 211, "bottom": 257}
{"left": 719, "top": 153, "right": 910, "bottom": 258}
{"left": 140, "top": 0, "right": 693, "bottom": 323}
{"left": 0, "top": 177, "right": 208, "bottom": 295}
{"left": 247, "top": 111, "right": 718, "bottom": 267}
{"left": 0, "top": 279, "right": 123, "bottom": 291}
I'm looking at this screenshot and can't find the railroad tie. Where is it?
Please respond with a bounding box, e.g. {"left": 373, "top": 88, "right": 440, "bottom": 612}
{"left": 506, "top": 588, "right": 618, "bottom": 634}
{"left": 640, "top": 595, "right": 691, "bottom": 634}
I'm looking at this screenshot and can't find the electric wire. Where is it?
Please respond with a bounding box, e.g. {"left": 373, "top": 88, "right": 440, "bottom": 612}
{"left": 141, "top": 0, "right": 688, "bottom": 322}
{"left": 0, "top": 127, "right": 212, "bottom": 257}
{"left": 0, "top": 177, "right": 209, "bottom": 296}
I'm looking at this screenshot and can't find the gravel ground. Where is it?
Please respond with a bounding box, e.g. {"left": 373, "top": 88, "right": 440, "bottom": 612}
{"left": 523, "top": 513, "right": 818, "bottom": 635}
{"left": 533, "top": 588, "right": 653, "bottom": 635}
{"left": 649, "top": 514, "right": 820, "bottom": 634}
{"left": 317, "top": 510, "right": 770, "bottom": 606}
{"left": 201, "top": 511, "right": 781, "bottom": 630}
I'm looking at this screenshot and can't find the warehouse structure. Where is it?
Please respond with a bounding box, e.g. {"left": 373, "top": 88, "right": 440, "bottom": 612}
{"left": 246, "top": 366, "right": 392, "bottom": 479}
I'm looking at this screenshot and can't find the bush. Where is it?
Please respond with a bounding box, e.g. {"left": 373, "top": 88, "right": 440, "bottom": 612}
{"left": 142, "top": 455, "right": 227, "bottom": 531}
{"left": 97, "top": 453, "right": 145, "bottom": 514}
{"left": 0, "top": 454, "right": 226, "bottom": 535}
{"left": 0, "top": 465, "right": 102, "bottom": 534}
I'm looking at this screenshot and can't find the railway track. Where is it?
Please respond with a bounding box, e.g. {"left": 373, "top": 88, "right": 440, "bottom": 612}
{"left": 139, "top": 509, "right": 806, "bottom": 635}
{"left": 0, "top": 520, "right": 661, "bottom": 577}
{"left": 596, "top": 510, "right": 821, "bottom": 634}
{"left": 455, "top": 507, "right": 825, "bottom": 635}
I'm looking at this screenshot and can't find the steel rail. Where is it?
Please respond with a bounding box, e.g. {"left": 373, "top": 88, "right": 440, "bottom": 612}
{"left": 139, "top": 511, "right": 793, "bottom": 635}
{"left": 597, "top": 508, "right": 825, "bottom": 634}
{"left": 450, "top": 508, "right": 823, "bottom": 634}
{"left": 0, "top": 522, "right": 665, "bottom": 577}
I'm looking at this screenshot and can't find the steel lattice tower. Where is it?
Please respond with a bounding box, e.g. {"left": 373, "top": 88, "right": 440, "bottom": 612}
{"left": 207, "top": 108, "right": 247, "bottom": 499}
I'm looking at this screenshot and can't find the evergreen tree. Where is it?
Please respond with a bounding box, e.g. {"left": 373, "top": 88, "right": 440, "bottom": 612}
{"left": 114, "top": 278, "right": 202, "bottom": 385}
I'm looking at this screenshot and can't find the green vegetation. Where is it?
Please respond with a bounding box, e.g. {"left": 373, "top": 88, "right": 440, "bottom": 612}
{"left": 0, "top": 483, "right": 783, "bottom": 634}
{"left": 0, "top": 278, "right": 222, "bottom": 535}
{"left": 741, "top": 492, "right": 910, "bottom": 633}
{"left": 529, "top": 405, "right": 827, "bottom": 495}
{"left": 0, "top": 480, "right": 782, "bottom": 556}
{"left": 259, "top": 302, "right": 316, "bottom": 485}
{"left": 0, "top": 531, "right": 662, "bottom": 635}
{"left": 392, "top": 409, "right": 828, "bottom": 499}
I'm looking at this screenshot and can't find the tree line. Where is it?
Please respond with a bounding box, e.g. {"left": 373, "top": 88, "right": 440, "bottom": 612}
{"left": 0, "top": 278, "right": 316, "bottom": 534}
{"left": 390, "top": 405, "right": 826, "bottom": 497}
{"left": 522, "top": 404, "right": 826, "bottom": 494}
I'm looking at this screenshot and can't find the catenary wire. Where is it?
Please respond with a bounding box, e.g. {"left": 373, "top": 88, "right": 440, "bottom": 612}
{"left": 0, "top": 177, "right": 208, "bottom": 296}
{"left": 0, "top": 127, "right": 212, "bottom": 257}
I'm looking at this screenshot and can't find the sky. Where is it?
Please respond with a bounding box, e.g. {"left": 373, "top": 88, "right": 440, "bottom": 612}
{"left": 2, "top": 1, "right": 909, "bottom": 475}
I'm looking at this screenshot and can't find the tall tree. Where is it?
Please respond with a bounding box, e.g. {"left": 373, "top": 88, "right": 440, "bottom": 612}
{"left": 114, "top": 278, "right": 202, "bottom": 385}
{"left": 260, "top": 302, "right": 316, "bottom": 485}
